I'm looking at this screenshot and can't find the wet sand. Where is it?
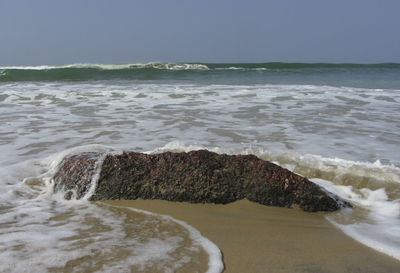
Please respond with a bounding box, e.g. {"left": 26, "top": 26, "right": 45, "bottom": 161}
{"left": 104, "top": 199, "right": 400, "bottom": 273}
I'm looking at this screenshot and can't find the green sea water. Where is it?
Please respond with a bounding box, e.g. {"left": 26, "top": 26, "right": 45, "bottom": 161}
{"left": 1, "top": 62, "right": 400, "bottom": 89}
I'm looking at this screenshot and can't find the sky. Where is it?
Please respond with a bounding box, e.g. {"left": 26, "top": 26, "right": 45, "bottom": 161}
{"left": 1, "top": 0, "right": 399, "bottom": 65}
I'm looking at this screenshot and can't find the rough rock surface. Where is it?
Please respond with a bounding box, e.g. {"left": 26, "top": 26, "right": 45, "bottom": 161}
{"left": 53, "top": 150, "right": 350, "bottom": 212}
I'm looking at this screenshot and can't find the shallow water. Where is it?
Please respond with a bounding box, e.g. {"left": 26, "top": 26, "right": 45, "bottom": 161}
{"left": 0, "top": 63, "right": 399, "bottom": 271}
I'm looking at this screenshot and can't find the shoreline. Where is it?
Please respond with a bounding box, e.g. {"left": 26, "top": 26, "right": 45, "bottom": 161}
{"left": 104, "top": 199, "right": 400, "bottom": 273}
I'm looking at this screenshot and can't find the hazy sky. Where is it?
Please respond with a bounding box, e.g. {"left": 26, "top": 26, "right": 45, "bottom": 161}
{"left": 1, "top": 0, "right": 399, "bottom": 65}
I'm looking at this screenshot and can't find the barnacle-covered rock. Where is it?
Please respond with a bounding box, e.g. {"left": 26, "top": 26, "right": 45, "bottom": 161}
{"left": 53, "top": 150, "right": 350, "bottom": 212}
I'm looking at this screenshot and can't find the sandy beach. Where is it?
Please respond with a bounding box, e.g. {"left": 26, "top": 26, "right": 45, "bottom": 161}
{"left": 104, "top": 199, "right": 400, "bottom": 273}
{"left": 2, "top": 1, "right": 400, "bottom": 271}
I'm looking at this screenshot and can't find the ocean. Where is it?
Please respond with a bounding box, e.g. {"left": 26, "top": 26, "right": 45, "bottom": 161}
{"left": 0, "top": 62, "right": 399, "bottom": 272}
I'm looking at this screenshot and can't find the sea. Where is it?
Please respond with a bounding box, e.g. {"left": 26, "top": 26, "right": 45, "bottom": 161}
{"left": 0, "top": 62, "right": 399, "bottom": 272}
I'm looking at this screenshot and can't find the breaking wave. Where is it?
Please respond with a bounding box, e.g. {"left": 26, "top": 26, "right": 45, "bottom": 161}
{"left": 0, "top": 63, "right": 209, "bottom": 82}
{"left": 1, "top": 62, "right": 399, "bottom": 82}
{"left": 0, "top": 62, "right": 210, "bottom": 71}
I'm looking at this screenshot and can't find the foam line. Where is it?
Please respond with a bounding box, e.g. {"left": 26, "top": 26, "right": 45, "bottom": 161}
{"left": 108, "top": 203, "right": 225, "bottom": 273}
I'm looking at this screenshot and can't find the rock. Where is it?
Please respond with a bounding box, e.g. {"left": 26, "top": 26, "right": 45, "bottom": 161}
{"left": 52, "top": 152, "right": 103, "bottom": 199}
{"left": 52, "top": 150, "right": 350, "bottom": 212}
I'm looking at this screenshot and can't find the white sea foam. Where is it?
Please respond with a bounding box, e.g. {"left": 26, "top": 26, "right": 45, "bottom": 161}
{"left": 215, "top": 66, "right": 243, "bottom": 70}
{"left": 0, "top": 62, "right": 210, "bottom": 71}
{"left": 312, "top": 178, "right": 400, "bottom": 261}
{"left": 0, "top": 63, "right": 276, "bottom": 71}
{"left": 215, "top": 66, "right": 269, "bottom": 71}
{"left": 112, "top": 204, "right": 224, "bottom": 273}
{"left": 1, "top": 79, "right": 399, "bottom": 266}
{"left": 0, "top": 146, "right": 224, "bottom": 272}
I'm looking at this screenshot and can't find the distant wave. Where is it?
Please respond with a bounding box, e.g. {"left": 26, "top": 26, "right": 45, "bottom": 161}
{"left": 0, "top": 63, "right": 211, "bottom": 82}
{"left": 209, "top": 62, "right": 400, "bottom": 70}
{"left": 0, "top": 62, "right": 210, "bottom": 71}
{"left": 0, "top": 62, "right": 399, "bottom": 82}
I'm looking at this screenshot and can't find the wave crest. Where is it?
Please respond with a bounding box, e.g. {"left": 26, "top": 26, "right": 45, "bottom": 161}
{"left": 1, "top": 62, "right": 399, "bottom": 82}
{"left": 0, "top": 62, "right": 210, "bottom": 71}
